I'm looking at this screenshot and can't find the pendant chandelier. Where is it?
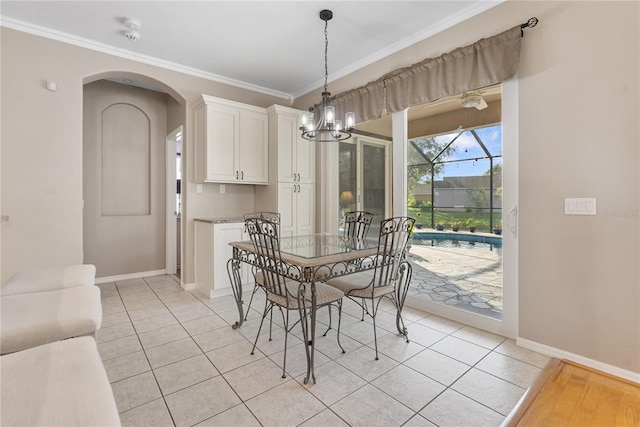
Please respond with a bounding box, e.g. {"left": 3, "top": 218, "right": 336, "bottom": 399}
{"left": 300, "top": 10, "right": 355, "bottom": 142}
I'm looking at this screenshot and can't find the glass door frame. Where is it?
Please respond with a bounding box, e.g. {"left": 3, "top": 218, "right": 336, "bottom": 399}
{"left": 391, "top": 81, "right": 518, "bottom": 339}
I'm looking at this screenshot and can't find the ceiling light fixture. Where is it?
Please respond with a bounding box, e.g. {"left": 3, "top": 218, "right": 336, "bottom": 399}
{"left": 300, "top": 10, "right": 355, "bottom": 143}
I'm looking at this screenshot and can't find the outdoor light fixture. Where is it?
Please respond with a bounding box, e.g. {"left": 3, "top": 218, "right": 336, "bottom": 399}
{"left": 300, "top": 10, "right": 355, "bottom": 142}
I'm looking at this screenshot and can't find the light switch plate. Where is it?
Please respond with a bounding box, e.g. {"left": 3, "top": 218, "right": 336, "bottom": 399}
{"left": 196, "top": 183, "right": 203, "bottom": 194}
{"left": 219, "top": 184, "right": 225, "bottom": 194}
{"left": 565, "top": 198, "right": 596, "bottom": 215}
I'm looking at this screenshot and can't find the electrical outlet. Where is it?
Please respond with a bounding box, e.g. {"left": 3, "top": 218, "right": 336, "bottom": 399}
{"left": 220, "top": 184, "right": 226, "bottom": 194}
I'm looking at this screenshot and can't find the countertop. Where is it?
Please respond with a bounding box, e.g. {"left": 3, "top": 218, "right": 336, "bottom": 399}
{"left": 194, "top": 217, "right": 244, "bottom": 224}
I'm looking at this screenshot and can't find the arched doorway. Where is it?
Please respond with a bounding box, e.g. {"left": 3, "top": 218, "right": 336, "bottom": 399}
{"left": 82, "top": 73, "right": 185, "bottom": 280}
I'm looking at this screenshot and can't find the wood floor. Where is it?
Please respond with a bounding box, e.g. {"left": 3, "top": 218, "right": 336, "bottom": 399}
{"left": 505, "top": 359, "right": 640, "bottom": 426}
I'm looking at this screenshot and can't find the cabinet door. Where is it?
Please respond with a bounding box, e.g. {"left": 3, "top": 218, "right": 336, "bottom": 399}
{"left": 205, "top": 103, "right": 238, "bottom": 182}
{"left": 278, "top": 182, "right": 296, "bottom": 239}
{"left": 238, "top": 109, "right": 268, "bottom": 184}
{"left": 295, "top": 183, "right": 315, "bottom": 236}
{"left": 213, "top": 223, "right": 249, "bottom": 290}
{"left": 276, "top": 114, "right": 298, "bottom": 182}
{"left": 296, "top": 128, "right": 315, "bottom": 184}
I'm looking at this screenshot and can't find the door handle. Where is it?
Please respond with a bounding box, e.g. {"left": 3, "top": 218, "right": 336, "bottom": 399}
{"left": 241, "top": 171, "right": 244, "bottom": 180}
{"left": 236, "top": 171, "right": 239, "bottom": 180}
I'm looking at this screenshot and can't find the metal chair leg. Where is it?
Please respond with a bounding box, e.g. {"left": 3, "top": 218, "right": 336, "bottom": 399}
{"left": 251, "top": 301, "right": 271, "bottom": 355}
{"left": 336, "top": 300, "right": 345, "bottom": 353}
{"left": 322, "top": 304, "right": 332, "bottom": 337}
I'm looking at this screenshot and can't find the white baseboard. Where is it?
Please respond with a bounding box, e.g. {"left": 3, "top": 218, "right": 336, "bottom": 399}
{"left": 95, "top": 269, "right": 166, "bottom": 284}
{"left": 517, "top": 337, "right": 640, "bottom": 384}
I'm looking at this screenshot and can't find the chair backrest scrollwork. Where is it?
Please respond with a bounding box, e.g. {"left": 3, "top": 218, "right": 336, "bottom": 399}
{"left": 371, "top": 216, "right": 415, "bottom": 291}
{"left": 343, "top": 211, "right": 375, "bottom": 239}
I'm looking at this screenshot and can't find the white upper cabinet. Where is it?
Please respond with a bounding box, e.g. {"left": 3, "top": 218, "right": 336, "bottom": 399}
{"left": 194, "top": 95, "right": 268, "bottom": 184}
{"left": 269, "top": 105, "right": 315, "bottom": 184}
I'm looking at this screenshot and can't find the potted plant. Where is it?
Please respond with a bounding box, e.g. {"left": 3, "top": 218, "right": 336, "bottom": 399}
{"left": 415, "top": 211, "right": 423, "bottom": 229}
{"left": 451, "top": 221, "right": 460, "bottom": 232}
{"left": 493, "top": 222, "right": 502, "bottom": 235}
{"left": 436, "top": 223, "right": 444, "bottom": 231}
{"left": 465, "top": 218, "right": 476, "bottom": 233}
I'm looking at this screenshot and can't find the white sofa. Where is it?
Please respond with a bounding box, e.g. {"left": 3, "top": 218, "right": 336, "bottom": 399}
{"left": 1, "top": 286, "right": 102, "bottom": 355}
{"left": 1, "top": 337, "right": 121, "bottom": 426}
{"left": 1, "top": 264, "right": 96, "bottom": 296}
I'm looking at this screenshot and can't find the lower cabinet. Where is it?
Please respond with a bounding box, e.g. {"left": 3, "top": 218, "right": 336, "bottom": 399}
{"left": 195, "top": 220, "right": 252, "bottom": 298}
{"left": 278, "top": 182, "right": 315, "bottom": 238}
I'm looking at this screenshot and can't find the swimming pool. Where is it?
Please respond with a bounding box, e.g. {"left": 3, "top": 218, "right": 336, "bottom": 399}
{"left": 412, "top": 231, "right": 502, "bottom": 253}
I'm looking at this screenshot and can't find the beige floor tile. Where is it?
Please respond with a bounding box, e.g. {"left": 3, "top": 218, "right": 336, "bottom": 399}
{"left": 138, "top": 324, "right": 189, "bottom": 349}
{"left": 96, "top": 321, "right": 136, "bottom": 343}
{"left": 111, "top": 371, "right": 162, "bottom": 413}
{"left": 119, "top": 398, "right": 174, "bottom": 427}
{"left": 172, "top": 305, "right": 216, "bottom": 323}
{"left": 312, "top": 330, "right": 362, "bottom": 359}
{"left": 404, "top": 349, "right": 470, "bottom": 386}
{"left": 145, "top": 337, "right": 202, "bottom": 369}
{"left": 128, "top": 305, "right": 172, "bottom": 321}
{"left": 450, "top": 368, "right": 525, "bottom": 416}
{"left": 191, "top": 326, "right": 245, "bottom": 352}
{"left": 223, "top": 357, "right": 288, "bottom": 400}
{"left": 132, "top": 312, "right": 179, "bottom": 333}
{"left": 154, "top": 354, "right": 219, "bottom": 395}
{"left": 330, "top": 384, "right": 414, "bottom": 427}
{"left": 420, "top": 389, "right": 504, "bottom": 427}
{"left": 494, "top": 339, "right": 551, "bottom": 368}
{"left": 475, "top": 351, "right": 542, "bottom": 389}
{"left": 415, "top": 315, "right": 464, "bottom": 334}
{"left": 194, "top": 404, "right": 261, "bottom": 427}
{"left": 299, "top": 409, "right": 349, "bottom": 427}
{"left": 206, "top": 340, "right": 265, "bottom": 373}
{"left": 97, "top": 335, "right": 143, "bottom": 361}
{"left": 252, "top": 324, "right": 302, "bottom": 356}
{"left": 165, "top": 376, "right": 241, "bottom": 427}
{"left": 246, "top": 380, "right": 326, "bottom": 427}
{"left": 372, "top": 364, "right": 445, "bottom": 411}
{"left": 102, "top": 295, "right": 126, "bottom": 315}
{"left": 334, "top": 345, "right": 399, "bottom": 382}
{"left": 297, "top": 361, "right": 367, "bottom": 406}
{"left": 101, "top": 311, "right": 131, "bottom": 328}
{"left": 103, "top": 350, "right": 151, "bottom": 383}
{"left": 452, "top": 326, "right": 506, "bottom": 349}
{"left": 430, "top": 335, "right": 491, "bottom": 366}
{"left": 405, "top": 323, "right": 447, "bottom": 348}
{"left": 374, "top": 333, "right": 425, "bottom": 362}
{"left": 403, "top": 414, "right": 438, "bottom": 427}
{"left": 181, "top": 314, "right": 228, "bottom": 336}
{"left": 340, "top": 319, "right": 389, "bottom": 345}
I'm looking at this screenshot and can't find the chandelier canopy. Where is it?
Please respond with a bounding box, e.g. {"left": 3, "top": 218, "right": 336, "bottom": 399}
{"left": 300, "top": 10, "right": 355, "bottom": 143}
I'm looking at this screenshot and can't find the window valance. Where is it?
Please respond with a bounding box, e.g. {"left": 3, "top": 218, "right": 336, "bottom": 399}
{"left": 329, "top": 25, "right": 523, "bottom": 124}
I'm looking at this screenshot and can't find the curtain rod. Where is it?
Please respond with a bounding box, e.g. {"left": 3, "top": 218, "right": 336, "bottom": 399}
{"left": 520, "top": 17, "right": 539, "bottom": 37}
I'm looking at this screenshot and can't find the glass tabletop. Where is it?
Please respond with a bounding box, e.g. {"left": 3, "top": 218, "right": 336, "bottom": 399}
{"left": 277, "top": 234, "right": 378, "bottom": 259}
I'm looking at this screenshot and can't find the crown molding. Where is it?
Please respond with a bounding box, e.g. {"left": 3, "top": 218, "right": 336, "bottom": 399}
{"left": 291, "top": 0, "right": 505, "bottom": 99}
{"left": 0, "top": 16, "right": 293, "bottom": 101}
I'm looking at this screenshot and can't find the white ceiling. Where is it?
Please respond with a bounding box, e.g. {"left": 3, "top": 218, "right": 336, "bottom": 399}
{"left": 0, "top": 1, "right": 502, "bottom": 100}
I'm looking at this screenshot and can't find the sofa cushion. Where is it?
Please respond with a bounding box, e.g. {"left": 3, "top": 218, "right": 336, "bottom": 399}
{"left": 0, "top": 336, "right": 121, "bottom": 426}
{"left": 1, "top": 264, "right": 96, "bottom": 296}
{"left": 1, "top": 286, "right": 102, "bottom": 355}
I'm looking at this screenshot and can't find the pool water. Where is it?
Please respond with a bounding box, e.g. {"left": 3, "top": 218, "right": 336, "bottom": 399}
{"left": 412, "top": 232, "right": 502, "bottom": 254}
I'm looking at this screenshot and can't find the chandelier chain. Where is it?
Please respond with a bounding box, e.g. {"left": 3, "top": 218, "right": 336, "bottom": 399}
{"left": 324, "top": 17, "right": 329, "bottom": 94}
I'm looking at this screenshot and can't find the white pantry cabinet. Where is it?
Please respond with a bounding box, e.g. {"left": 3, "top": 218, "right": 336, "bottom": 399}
{"left": 255, "top": 105, "right": 316, "bottom": 237}
{"left": 194, "top": 219, "right": 252, "bottom": 298}
{"left": 194, "top": 95, "right": 268, "bottom": 184}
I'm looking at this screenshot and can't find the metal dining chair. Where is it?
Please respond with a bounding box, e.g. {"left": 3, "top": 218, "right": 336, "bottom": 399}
{"left": 242, "top": 212, "right": 280, "bottom": 321}
{"left": 326, "top": 216, "right": 415, "bottom": 360}
{"left": 342, "top": 211, "right": 375, "bottom": 239}
{"left": 245, "top": 217, "right": 345, "bottom": 378}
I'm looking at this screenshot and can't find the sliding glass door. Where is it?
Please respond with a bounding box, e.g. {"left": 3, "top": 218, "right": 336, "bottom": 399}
{"left": 339, "top": 135, "right": 390, "bottom": 233}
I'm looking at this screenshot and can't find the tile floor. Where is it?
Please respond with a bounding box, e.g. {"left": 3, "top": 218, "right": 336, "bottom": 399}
{"left": 97, "top": 275, "right": 550, "bottom": 427}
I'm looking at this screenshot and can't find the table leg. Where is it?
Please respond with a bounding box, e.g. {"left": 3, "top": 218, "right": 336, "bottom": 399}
{"left": 227, "top": 257, "right": 244, "bottom": 329}
{"left": 298, "top": 284, "right": 311, "bottom": 384}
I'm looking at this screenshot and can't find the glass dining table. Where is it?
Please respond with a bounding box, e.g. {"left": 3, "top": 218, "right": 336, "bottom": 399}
{"left": 227, "top": 233, "right": 384, "bottom": 384}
